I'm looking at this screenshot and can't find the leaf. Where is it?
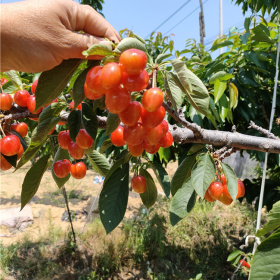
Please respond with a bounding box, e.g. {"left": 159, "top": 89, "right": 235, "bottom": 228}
{"left": 82, "top": 43, "right": 113, "bottom": 57}
{"left": 214, "top": 79, "right": 227, "bottom": 103}
{"left": 229, "top": 83, "right": 238, "bottom": 109}
{"left": 211, "top": 41, "right": 233, "bottom": 51}
{"left": 187, "top": 144, "right": 205, "bottom": 155}
{"left": 2, "top": 154, "right": 17, "bottom": 168}
{"left": 209, "top": 97, "right": 221, "bottom": 122}
{"left": 68, "top": 110, "right": 82, "bottom": 141}
{"left": 99, "top": 163, "right": 129, "bottom": 234}
{"left": 256, "top": 201, "right": 280, "bottom": 237}
{"left": 249, "top": 229, "right": 280, "bottom": 280}
{"left": 219, "top": 94, "right": 229, "bottom": 122}
{"left": 10, "top": 130, "right": 28, "bottom": 151}
{"left": 221, "top": 162, "right": 238, "bottom": 200}
{"left": 21, "top": 154, "right": 50, "bottom": 210}
{"left": 100, "top": 139, "right": 112, "bottom": 154}
{"left": 209, "top": 71, "right": 234, "bottom": 84}
{"left": 105, "top": 113, "right": 120, "bottom": 136}
{"left": 164, "top": 71, "right": 183, "bottom": 110}
{"left": 170, "top": 178, "right": 196, "bottom": 226}
{"left": 156, "top": 53, "right": 172, "bottom": 64}
{"left": 191, "top": 153, "right": 216, "bottom": 198}
{"left": 114, "top": 37, "right": 146, "bottom": 54}
{"left": 227, "top": 250, "right": 242, "bottom": 262}
{"left": 244, "top": 17, "right": 251, "bottom": 32}
{"left": 1, "top": 81, "right": 18, "bottom": 94}
{"left": 139, "top": 168, "right": 158, "bottom": 209}
{"left": 87, "top": 150, "right": 111, "bottom": 177}
{"left": 5, "top": 70, "right": 22, "bottom": 90}
{"left": 244, "top": 50, "right": 263, "bottom": 67}
{"left": 252, "top": 24, "right": 274, "bottom": 44}
{"left": 171, "top": 59, "right": 209, "bottom": 116}
{"left": 35, "top": 59, "right": 82, "bottom": 110}
{"left": 149, "top": 161, "right": 170, "bottom": 197}
{"left": 82, "top": 103, "right": 98, "bottom": 141}
{"left": 51, "top": 148, "right": 70, "bottom": 188}
{"left": 171, "top": 155, "right": 196, "bottom": 196}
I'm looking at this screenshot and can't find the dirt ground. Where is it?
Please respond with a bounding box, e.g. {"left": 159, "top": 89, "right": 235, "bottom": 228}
{"left": 0, "top": 161, "right": 178, "bottom": 246}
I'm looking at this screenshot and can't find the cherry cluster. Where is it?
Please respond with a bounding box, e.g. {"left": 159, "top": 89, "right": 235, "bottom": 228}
{"left": 204, "top": 173, "right": 245, "bottom": 205}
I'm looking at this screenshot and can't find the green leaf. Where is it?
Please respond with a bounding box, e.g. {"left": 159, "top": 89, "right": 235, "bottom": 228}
{"left": 170, "top": 178, "right": 196, "bottom": 226}
{"left": 187, "top": 144, "right": 205, "bottom": 155}
{"left": 87, "top": 150, "right": 111, "bottom": 177}
{"left": 51, "top": 147, "right": 70, "bottom": 188}
{"left": 249, "top": 229, "right": 280, "bottom": 280}
{"left": 100, "top": 139, "right": 112, "bottom": 154}
{"left": 227, "top": 250, "right": 242, "bottom": 262}
{"left": 149, "top": 161, "right": 170, "bottom": 197}
{"left": 256, "top": 201, "right": 280, "bottom": 237}
{"left": 105, "top": 113, "right": 120, "bottom": 136}
{"left": 209, "top": 97, "right": 221, "bottom": 122}
{"left": 244, "top": 17, "right": 251, "bottom": 32}
{"left": 5, "top": 70, "right": 22, "bottom": 90}
{"left": 139, "top": 168, "right": 158, "bottom": 209}
{"left": 21, "top": 154, "right": 50, "bottom": 210}
{"left": 82, "top": 103, "right": 98, "bottom": 141}
{"left": 221, "top": 162, "right": 238, "bottom": 200}
{"left": 2, "top": 154, "right": 17, "bottom": 168}
{"left": 171, "top": 59, "right": 209, "bottom": 116}
{"left": 82, "top": 43, "right": 113, "bottom": 57}
{"left": 244, "top": 50, "right": 263, "bottom": 67}
{"left": 1, "top": 81, "right": 18, "bottom": 94}
{"left": 164, "top": 71, "right": 183, "bottom": 110}
{"left": 252, "top": 24, "right": 274, "bottom": 44}
{"left": 211, "top": 41, "right": 233, "bottom": 51}
{"left": 171, "top": 155, "right": 196, "bottom": 196}
{"left": 158, "top": 147, "right": 170, "bottom": 163}
{"left": 114, "top": 38, "right": 146, "bottom": 54}
{"left": 35, "top": 59, "right": 82, "bottom": 109}
{"left": 214, "top": 79, "right": 227, "bottom": 103}
{"left": 191, "top": 153, "right": 216, "bottom": 198}
{"left": 209, "top": 71, "right": 234, "bottom": 84}
{"left": 68, "top": 110, "right": 82, "bottom": 142}
{"left": 229, "top": 83, "right": 238, "bottom": 109}
{"left": 156, "top": 53, "right": 172, "bottom": 64}
{"left": 219, "top": 94, "right": 229, "bottom": 122}
{"left": 99, "top": 163, "right": 129, "bottom": 234}
{"left": 10, "top": 130, "right": 28, "bottom": 151}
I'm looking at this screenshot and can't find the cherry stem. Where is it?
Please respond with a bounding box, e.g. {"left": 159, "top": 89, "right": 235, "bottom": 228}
{"left": 152, "top": 69, "right": 157, "bottom": 88}
{"left": 0, "top": 124, "right": 6, "bottom": 137}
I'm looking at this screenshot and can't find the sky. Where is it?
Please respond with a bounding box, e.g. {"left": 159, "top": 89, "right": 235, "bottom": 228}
{"left": 2, "top": 0, "right": 251, "bottom": 52}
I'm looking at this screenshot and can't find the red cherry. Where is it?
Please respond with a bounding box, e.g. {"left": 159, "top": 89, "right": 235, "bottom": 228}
{"left": 85, "top": 66, "right": 106, "bottom": 97}
{"left": 0, "top": 154, "right": 12, "bottom": 171}
{"left": 240, "top": 260, "right": 250, "bottom": 269}
{"left": 218, "top": 193, "right": 233, "bottom": 205}
{"left": 204, "top": 189, "right": 215, "bottom": 202}
{"left": 0, "top": 78, "right": 8, "bottom": 86}
{"left": 141, "top": 106, "right": 166, "bottom": 128}
{"left": 70, "top": 162, "right": 87, "bottom": 179}
{"left": 105, "top": 86, "right": 130, "bottom": 114}
{"left": 0, "top": 134, "right": 21, "bottom": 156}
{"left": 158, "top": 131, "right": 173, "bottom": 148}
{"left": 17, "top": 145, "right": 24, "bottom": 160}
{"left": 0, "top": 93, "right": 13, "bottom": 111}
{"left": 76, "top": 129, "right": 93, "bottom": 149}
{"left": 101, "top": 62, "right": 122, "bottom": 90}
{"left": 58, "top": 131, "right": 71, "bottom": 150}
{"left": 11, "top": 122, "right": 28, "bottom": 138}
{"left": 161, "top": 120, "right": 169, "bottom": 136}
{"left": 14, "top": 90, "right": 30, "bottom": 107}
{"left": 53, "top": 159, "right": 71, "bottom": 178}
{"left": 111, "top": 126, "right": 125, "bottom": 147}
{"left": 142, "top": 142, "right": 160, "bottom": 154}
{"left": 68, "top": 141, "right": 85, "bottom": 160}
{"left": 27, "top": 96, "right": 43, "bottom": 114}
{"left": 48, "top": 126, "right": 56, "bottom": 135}
{"left": 237, "top": 180, "right": 245, "bottom": 198}
{"left": 119, "top": 49, "right": 147, "bottom": 75}
{"left": 142, "top": 87, "right": 164, "bottom": 112}
{"left": 123, "top": 122, "right": 146, "bottom": 146}
{"left": 122, "top": 70, "right": 149, "bottom": 92}
{"left": 69, "top": 101, "right": 82, "bottom": 111}
{"left": 208, "top": 181, "right": 224, "bottom": 200}
{"left": 119, "top": 101, "right": 142, "bottom": 127}
{"left": 131, "top": 175, "right": 146, "bottom": 193}
{"left": 146, "top": 125, "right": 165, "bottom": 145}
{"left": 31, "top": 79, "right": 38, "bottom": 94}
{"left": 128, "top": 143, "right": 144, "bottom": 157}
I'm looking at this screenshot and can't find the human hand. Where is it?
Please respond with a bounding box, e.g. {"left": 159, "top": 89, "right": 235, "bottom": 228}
{"left": 1, "top": 0, "right": 121, "bottom": 73}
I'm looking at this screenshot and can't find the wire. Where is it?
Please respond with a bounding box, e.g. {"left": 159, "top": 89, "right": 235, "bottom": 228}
{"left": 145, "top": 0, "right": 192, "bottom": 39}
{"left": 163, "top": 0, "right": 209, "bottom": 36}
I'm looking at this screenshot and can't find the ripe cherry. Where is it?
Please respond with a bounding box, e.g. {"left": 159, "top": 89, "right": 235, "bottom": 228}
{"left": 53, "top": 159, "right": 71, "bottom": 178}
{"left": 0, "top": 154, "right": 12, "bottom": 171}
{"left": 58, "top": 131, "right": 71, "bottom": 150}
{"left": 141, "top": 87, "right": 164, "bottom": 112}
{"left": 158, "top": 131, "right": 173, "bottom": 148}
{"left": 68, "top": 141, "right": 85, "bottom": 160}
{"left": 0, "top": 78, "right": 8, "bottom": 86}
{"left": 146, "top": 125, "right": 165, "bottom": 145}
{"left": 14, "top": 90, "right": 30, "bottom": 107}
{"left": 119, "top": 49, "right": 147, "bottom": 75}
{"left": 111, "top": 126, "right": 125, "bottom": 147}
{"left": 128, "top": 143, "right": 144, "bottom": 157}
{"left": 0, "top": 134, "right": 21, "bottom": 156}
{"left": 240, "top": 260, "right": 250, "bottom": 269}
{"left": 101, "top": 62, "right": 122, "bottom": 90}
{"left": 218, "top": 193, "right": 233, "bottom": 205}
{"left": 85, "top": 66, "right": 106, "bottom": 97}
{"left": 0, "top": 93, "right": 13, "bottom": 111}
{"left": 131, "top": 175, "right": 146, "bottom": 193}
{"left": 27, "top": 96, "right": 43, "bottom": 114}
{"left": 17, "top": 145, "right": 24, "bottom": 160}
{"left": 237, "top": 180, "right": 245, "bottom": 198}
{"left": 76, "top": 129, "right": 93, "bottom": 149}
{"left": 105, "top": 86, "right": 130, "bottom": 114}
{"left": 123, "top": 122, "right": 146, "bottom": 146}
{"left": 204, "top": 189, "right": 215, "bottom": 202}
{"left": 70, "top": 162, "right": 87, "bottom": 179}
{"left": 69, "top": 101, "right": 82, "bottom": 110}
{"left": 31, "top": 79, "right": 38, "bottom": 94}
{"left": 119, "top": 101, "right": 142, "bottom": 127}
{"left": 208, "top": 181, "right": 224, "bottom": 200}
{"left": 142, "top": 142, "right": 160, "bottom": 154}
{"left": 141, "top": 106, "right": 166, "bottom": 128}
{"left": 11, "top": 122, "right": 28, "bottom": 138}
{"left": 122, "top": 70, "right": 149, "bottom": 92}
{"left": 161, "top": 120, "right": 169, "bottom": 136}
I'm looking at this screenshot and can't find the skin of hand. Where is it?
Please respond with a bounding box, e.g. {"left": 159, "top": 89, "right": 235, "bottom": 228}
{"left": 1, "top": 0, "right": 121, "bottom": 73}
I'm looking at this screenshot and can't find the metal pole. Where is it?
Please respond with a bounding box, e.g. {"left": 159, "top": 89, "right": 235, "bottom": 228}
{"left": 199, "top": 0, "right": 205, "bottom": 45}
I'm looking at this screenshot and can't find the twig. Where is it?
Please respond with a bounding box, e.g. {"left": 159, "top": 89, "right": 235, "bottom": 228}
{"left": 248, "top": 120, "right": 279, "bottom": 140}
{"left": 219, "top": 147, "right": 239, "bottom": 160}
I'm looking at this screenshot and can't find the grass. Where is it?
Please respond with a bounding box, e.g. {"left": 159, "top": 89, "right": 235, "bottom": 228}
{"left": 0, "top": 197, "right": 257, "bottom": 280}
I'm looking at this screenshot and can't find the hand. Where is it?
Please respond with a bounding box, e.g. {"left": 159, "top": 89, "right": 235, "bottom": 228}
{"left": 1, "top": 0, "right": 121, "bottom": 73}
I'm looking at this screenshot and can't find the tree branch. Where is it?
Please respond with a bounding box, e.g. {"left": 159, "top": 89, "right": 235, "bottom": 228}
{"left": 248, "top": 120, "right": 279, "bottom": 140}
